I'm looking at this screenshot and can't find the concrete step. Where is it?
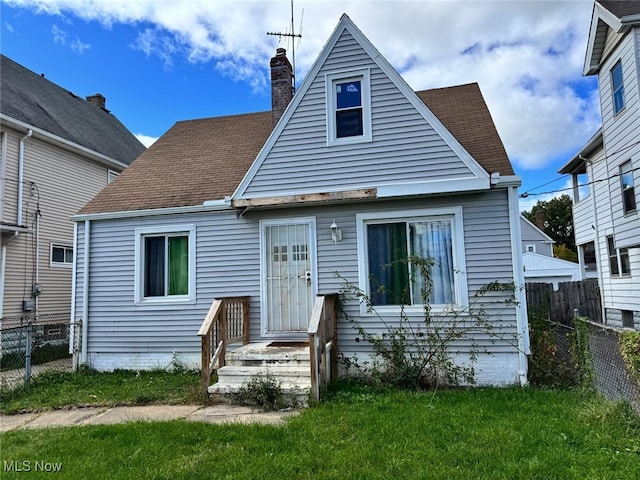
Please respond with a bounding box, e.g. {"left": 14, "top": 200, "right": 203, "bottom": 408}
{"left": 226, "top": 342, "right": 310, "bottom": 367}
{"left": 216, "top": 365, "right": 311, "bottom": 386}
{"left": 209, "top": 381, "right": 310, "bottom": 396}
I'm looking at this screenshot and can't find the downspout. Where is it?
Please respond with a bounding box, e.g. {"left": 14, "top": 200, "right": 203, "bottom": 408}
{"left": 70, "top": 222, "right": 78, "bottom": 359}
{"left": 508, "top": 185, "right": 530, "bottom": 385}
{"left": 18, "top": 129, "right": 33, "bottom": 227}
{"left": 81, "top": 220, "right": 90, "bottom": 364}
{"left": 0, "top": 131, "right": 7, "bottom": 320}
{"left": 581, "top": 155, "right": 607, "bottom": 326}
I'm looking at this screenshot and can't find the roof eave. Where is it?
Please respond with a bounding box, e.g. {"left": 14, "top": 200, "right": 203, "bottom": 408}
{"left": 0, "top": 114, "right": 129, "bottom": 171}
{"left": 558, "top": 128, "right": 603, "bottom": 174}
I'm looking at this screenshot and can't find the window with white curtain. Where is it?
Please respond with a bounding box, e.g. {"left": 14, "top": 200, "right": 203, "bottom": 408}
{"left": 357, "top": 208, "right": 467, "bottom": 310}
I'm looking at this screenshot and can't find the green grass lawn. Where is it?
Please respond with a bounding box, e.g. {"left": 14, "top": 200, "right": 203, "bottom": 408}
{"left": 2, "top": 384, "right": 639, "bottom": 479}
{"left": 0, "top": 367, "right": 202, "bottom": 414}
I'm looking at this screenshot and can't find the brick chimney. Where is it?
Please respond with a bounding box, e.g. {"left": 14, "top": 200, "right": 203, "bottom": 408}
{"left": 535, "top": 210, "right": 545, "bottom": 231}
{"left": 86, "top": 93, "right": 106, "bottom": 110}
{"left": 270, "top": 48, "right": 294, "bottom": 127}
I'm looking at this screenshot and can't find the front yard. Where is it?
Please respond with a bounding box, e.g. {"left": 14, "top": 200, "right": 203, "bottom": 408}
{"left": 2, "top": 378, "right": 639, "bottom": 479}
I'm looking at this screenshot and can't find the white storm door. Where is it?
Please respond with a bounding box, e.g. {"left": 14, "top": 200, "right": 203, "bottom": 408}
{"left": 261, "top": 219, "right": 316, "bottom": 336}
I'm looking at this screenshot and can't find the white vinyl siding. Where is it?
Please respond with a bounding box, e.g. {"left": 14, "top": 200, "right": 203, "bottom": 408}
{"left": 73, "top": 190, "right": 519, "bottom": 370}
{"left": 239, "top": 29, "right": 477, "bottom": 198}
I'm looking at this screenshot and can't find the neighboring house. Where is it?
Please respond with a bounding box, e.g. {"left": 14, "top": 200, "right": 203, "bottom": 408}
{"left": 559, "top": 0, "right": 640, "bottom": 330}
{"left": 0, "top": 55, "right": 145, "bottom": 325}
{"left": 520, "top": 215, "right": 555, "bottom": 256}
{"left": 520, "top": 216, "right": 580, "bottom": 288}
{"left": 71, "top": 15, "right": 530, "bottom": 386}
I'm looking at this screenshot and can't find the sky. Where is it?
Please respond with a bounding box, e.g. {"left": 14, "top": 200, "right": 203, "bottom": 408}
{"left": 1, "top": 0, "right": 602, "bottom": 211}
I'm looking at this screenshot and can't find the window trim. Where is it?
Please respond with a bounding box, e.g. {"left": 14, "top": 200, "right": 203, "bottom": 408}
{"left": 134, "top": 224, "right": 196, "bottom": 305}
{"left": 356, "top": 207, "right": 468, "bottom": 315}
{"left": 326, "top": 69, "right": 372, "bottom": 146}
{"left": 611, "top": 60, "right": 625, "bottom": 115}
{"left": 607, "top": 235, "right": 631, "bottom": 277}
{"left": 525, "top": 244, "right": 536, "bottom": 253}
{"left": 50, "top": 243, "right": 73, "bottom": 268}
{"left": 108, "top": 169, "right": 119, "bottom": 184}
{"left": 620, "top": 160, "right": 636, "bottom": 215}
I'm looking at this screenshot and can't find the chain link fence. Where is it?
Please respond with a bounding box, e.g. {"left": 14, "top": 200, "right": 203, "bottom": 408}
{"left": 0, "top": 313, "right": 80, "bottom": 390}
{"left": 587, "top": 322, "right": 640, "bottom": 414}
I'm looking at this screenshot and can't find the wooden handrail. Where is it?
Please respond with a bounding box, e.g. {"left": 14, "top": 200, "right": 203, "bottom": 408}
{"left": 308, "top": 293, "right": 339, "bottom": 402}
{"left": 198, "top": 296, "right": 250, "bottom": 397}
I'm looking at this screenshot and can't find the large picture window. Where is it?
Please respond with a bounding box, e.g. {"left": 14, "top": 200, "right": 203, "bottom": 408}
{"left": 326, "top": 69, "right": 371, "bottom": 145}
{"left": 135, "top": 225, "right": 196, "bottom": 304}
{"left": 357, "top": 209, "right": 466, "bottom": 311}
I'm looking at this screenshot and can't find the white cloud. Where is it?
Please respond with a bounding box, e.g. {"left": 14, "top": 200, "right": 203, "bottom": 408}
{"left": 5, "top": 22, "right": 15, "bottom": 33}
{"left": 135, "top": 133, "right": 158, "bottom": 148}
{"left": 70, "top": 36, "right": 89, "bottom": 54}
{"left": 6, "top": 0, "right": 601, "bottom": 171}
{"left": 51, "top": 22, "right": 90, "bottom": 53}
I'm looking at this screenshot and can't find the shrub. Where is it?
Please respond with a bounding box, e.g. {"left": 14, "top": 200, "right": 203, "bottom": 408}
{"left": 339, "top": 256, "right": 518, "bottom": 390}
{"left": 230, "top": 374, "right": 294, "bottom": 411}
{"left": 620, "top": 331, "right": 640, "bottom": 385}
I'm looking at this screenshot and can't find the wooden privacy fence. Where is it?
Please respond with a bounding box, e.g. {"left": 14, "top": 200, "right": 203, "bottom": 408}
{"left": 526, "top": 279, "right": 601, "bottom": 325}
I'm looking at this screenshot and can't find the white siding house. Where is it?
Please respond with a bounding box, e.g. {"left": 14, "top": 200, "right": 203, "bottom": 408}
{"left": 72, "top": 15, "right": 530, "bottom": 386}
{"left": 560, "top": 1, "right": 640, "bottom": 329}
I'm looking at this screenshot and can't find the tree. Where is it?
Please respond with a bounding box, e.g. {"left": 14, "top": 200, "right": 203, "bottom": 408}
{"left": 523, "top": 194, "right": 576, "bottom": 253}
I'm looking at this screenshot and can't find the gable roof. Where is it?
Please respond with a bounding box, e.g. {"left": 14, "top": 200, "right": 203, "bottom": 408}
{"left": 0, "top": 54, "right": 145, "bottom": 166}
{"left": 416, "top": 84, "right": 513, "bottom": 176}
{"left": 584, "top": 1, "right": 640, "bottom": 75}
{"left": 78, "top": 81, "right": 512, "bottom": 216}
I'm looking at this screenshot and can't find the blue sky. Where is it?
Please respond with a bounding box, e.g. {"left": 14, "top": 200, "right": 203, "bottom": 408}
{"left": 1, "top": 0, "right": 600, "bottom": 211}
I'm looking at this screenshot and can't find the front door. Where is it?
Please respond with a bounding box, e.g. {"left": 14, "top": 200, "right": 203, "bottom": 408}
{"left": 261, "top": 218, "right": 316, "bottom": 337}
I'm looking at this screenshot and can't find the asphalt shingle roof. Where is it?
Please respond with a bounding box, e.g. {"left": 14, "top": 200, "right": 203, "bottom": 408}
{"left": 1, "top": 54, "right": 145, "bottom": 165}
{"left": 598, "top": 1, "right": 640, "bottom": 19}
{"left": 79, "top": 82, "right": 513, "bottom": 215}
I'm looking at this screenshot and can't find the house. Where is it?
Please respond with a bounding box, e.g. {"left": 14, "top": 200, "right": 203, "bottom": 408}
{"left": 0, "top": 55, "right": 145, "bottom": 328}
{"left": 71, "top": 15, "right": 530, "bottom": 390}
{"left": 520, "top": 216, "right": 581, "bottom": 288}
{"left": 559, "top": 0, "right": 640, "bottom": 330}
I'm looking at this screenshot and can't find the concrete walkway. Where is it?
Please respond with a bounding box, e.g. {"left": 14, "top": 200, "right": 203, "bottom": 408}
{"left": 0, "top": 404, "right": 300, "bottom": 432}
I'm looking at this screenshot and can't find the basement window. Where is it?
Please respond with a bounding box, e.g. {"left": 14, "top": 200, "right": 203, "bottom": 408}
{"left": 326, "top": 69, "right": 372, "bottom": 145}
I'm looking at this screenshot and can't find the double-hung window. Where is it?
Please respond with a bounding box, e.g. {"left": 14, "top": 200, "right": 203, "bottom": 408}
{"left": 620, "top": 160, "right": 636, "bottom": 214}
{"left": 607, "top": 235, "right": 630, "bottom": 277}
{"left": 135, "top": 225, "right": 196, "bottom": 304}
{"left": 326, "top": 69, "right": 371, "bottom": 144}
{"left": 611, "top": 61, "right": 625, "bottom": 114}
{"left": 357, "top": 208, "right": 467, "bottom": 312}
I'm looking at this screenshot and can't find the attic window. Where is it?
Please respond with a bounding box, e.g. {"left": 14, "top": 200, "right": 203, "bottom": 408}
{"left": 326, "top": 69, "right": 371, "bottom": 145}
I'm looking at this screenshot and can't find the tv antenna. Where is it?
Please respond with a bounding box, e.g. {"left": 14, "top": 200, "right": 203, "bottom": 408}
{"left": 267, "top": 0, "right": 303, "bottom": 91}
